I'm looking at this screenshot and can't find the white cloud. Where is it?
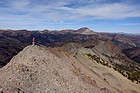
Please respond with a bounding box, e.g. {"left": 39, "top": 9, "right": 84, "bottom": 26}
{"left": 60, "top": 21, "right": 64, "bottom": 22}
{"left": 71, "top": 3, "right": 140, "bottom": 19}
{"left": 118, "top": 23, "right": 140, "bottom": 26}
{"left": 0, "top": 0, "right": 140, "bottom": 30}
{"left": 11, "top": 0, "right": 30, "bottom": 11}
{"left": 1, "top": 0, "right": 140, "bottom": 21}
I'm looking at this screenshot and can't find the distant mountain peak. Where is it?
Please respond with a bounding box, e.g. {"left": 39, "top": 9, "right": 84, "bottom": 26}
{"left": 78, "top": 27, "right": 90, "bottom": 31}
{"left": 77, "top": 27, "right": 96, "bottom": 35}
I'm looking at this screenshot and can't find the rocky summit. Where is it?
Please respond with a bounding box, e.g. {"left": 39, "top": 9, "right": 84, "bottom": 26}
{"left": 0, "top": 45, "right": 140, "bottom": 93}
{"left": 0, "top": 45, "right": 110, "bottom": 93}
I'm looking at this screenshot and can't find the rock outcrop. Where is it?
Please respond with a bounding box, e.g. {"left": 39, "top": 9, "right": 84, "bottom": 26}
{"left": 0, "top": 45, "right": 115, "bottom": 93}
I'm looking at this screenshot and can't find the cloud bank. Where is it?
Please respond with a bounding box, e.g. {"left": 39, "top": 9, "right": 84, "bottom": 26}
{"left": 1, "top": 0, "right": 140, "bottom": 21}
{"left": 0, "top": 0, "right": 140, "bottom": 31}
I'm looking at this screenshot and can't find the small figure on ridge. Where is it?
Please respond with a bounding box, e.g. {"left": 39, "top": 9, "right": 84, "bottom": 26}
{"left": 32, "top": 37, "right": 35, "bottom": 46}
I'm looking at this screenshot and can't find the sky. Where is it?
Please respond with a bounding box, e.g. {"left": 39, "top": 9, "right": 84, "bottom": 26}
{"left": 0, "top": 0, "right": 140, "bottom": 33}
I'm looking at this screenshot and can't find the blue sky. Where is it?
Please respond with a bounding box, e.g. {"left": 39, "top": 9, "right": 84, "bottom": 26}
{"left": 0, "top": 0, "right": 140, "bottom": 33}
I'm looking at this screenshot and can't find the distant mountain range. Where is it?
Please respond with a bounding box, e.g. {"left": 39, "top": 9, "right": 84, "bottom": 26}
{"left": 0, "top": 27, "right": 140, "bottom": 67}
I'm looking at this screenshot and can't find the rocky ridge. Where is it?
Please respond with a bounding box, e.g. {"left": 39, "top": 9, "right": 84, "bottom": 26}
{"left": 0, "top": 45, "right": 114, "bottom": 93}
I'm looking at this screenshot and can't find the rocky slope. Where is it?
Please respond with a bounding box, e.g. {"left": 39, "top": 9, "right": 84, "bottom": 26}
{"left": 0, "top": 45, "right": 118, "bottom": 93}
{"left": 0, "top": 45, "right": 140, "bottom": 93}
{"left": 123, "top": 47, "right": 140, "bottom": 63}
{"left": 72, "top": 47, "right": 140, "bottom": 93}
{"left": 62, "top": 40, "right": 140, "bottom": 84}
